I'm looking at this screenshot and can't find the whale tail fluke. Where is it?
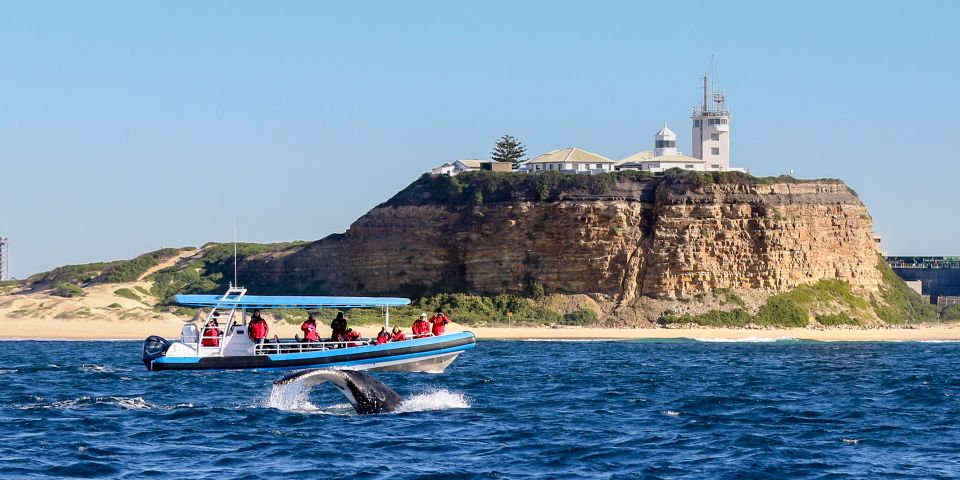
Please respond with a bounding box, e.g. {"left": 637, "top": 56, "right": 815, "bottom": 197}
{"left": 273, "top": 368, "right": 403, "bottom": 415}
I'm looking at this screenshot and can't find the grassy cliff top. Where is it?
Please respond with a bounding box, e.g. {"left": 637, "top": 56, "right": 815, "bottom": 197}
{"left": 382, "top": 170, "right": 846, "bottom": 207}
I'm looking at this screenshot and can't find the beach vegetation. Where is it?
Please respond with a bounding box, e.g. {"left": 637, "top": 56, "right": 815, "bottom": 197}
{"left": 51, "top": 283, "right": 84, "bottom": 297}
{"left": 755, "top": 296, "right": 809, "bottom": 327}
{"left": 560, "top": 308, "right": 598, "bottom": 326}
{"left": 149, "top": 242, "right": 305, "bottom": 304}
{"left": 100, "top": 248, "right": 182, "bottom": 283}
{"left": 940, "top": 304, "right": 960, "bottom": 322}
{"left": 871, "top": 256, "right": 938, "bottom": 324}
{"left": 114, "top": 288, "right": 141, "bottom": 302}
{"left": 817, "top": 313, "right": 858, "bottom": 326}
{"left": 107, "top": 303, "right": 122, "bottom": 309}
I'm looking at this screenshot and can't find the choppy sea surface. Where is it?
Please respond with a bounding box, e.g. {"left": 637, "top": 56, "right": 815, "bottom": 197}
{"left": 1, "top": 339, "right": 959, "bottom": 479}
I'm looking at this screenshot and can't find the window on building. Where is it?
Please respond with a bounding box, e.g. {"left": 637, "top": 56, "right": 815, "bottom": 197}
{"left": 711, "top": 147, "right": 720, "bottom": 155}
{"left": 685, "top": 165, "right": 694, "bottom": 169}
{"left": 711, "top": 133, "right": 720, "bottom": 141}
{"left": 693, "top": 120, "right": 701, "bottom": 127}
{"left": 721, "top": 119, "right": 727, "bottom": 124}
{"left": 595, "top": 164, "right": 601, "bottom": 169}
{"left": 655, "top": 140, "right": 676, "bottom": 148}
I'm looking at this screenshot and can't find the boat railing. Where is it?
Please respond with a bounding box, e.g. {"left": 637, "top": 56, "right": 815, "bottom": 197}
{"left": 252, "top": 333, "right": 439, "bottom": 355}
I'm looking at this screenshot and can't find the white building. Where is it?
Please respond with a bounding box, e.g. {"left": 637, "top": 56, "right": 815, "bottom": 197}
{"left": 0, "top": 237, "right": 8, "bottom": 281}
{"left": 524, "top": 147, "right": 616, "bottom": 174}
{"left": 691, "top": 74, "right": 731, "bottom": 171}
{"left": 617, "top": 124, "right": 713, "bottom": 173}
{"left": 430, "top": 159, "right": 513, "bottom": 176}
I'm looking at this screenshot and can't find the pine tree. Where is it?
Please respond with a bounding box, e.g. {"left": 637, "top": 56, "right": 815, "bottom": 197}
{"left": 491, "top": 134, "right": 527, "bottom": 168}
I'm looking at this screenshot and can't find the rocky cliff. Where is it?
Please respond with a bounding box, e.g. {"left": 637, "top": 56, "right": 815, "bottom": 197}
{"left": 242, "top": 171, "right": 882, "bottom": 305}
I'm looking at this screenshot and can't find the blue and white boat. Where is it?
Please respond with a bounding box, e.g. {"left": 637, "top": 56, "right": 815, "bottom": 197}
{"left": 142, "top": 285, "right": 476, "bottom": 372}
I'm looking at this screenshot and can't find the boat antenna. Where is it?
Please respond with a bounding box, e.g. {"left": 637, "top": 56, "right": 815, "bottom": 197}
{"left": 233, "top": 220, "right": 238, "bottom": 288}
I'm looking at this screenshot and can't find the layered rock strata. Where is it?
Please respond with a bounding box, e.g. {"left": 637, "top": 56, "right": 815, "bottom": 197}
{"left": 243, "top": 173, "right": 881, "bottom": 302}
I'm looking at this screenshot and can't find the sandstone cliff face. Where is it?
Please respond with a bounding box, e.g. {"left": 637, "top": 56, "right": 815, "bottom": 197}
{"left": 244, "top": 173, "right": 881, "bottom": 302}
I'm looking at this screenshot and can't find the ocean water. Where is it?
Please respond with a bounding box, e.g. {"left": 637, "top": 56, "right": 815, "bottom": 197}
{"left": 1, "top": 339, "right": 959, "bottom": 479}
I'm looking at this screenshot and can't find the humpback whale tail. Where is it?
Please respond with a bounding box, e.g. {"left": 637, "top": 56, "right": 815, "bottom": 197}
{"left": 273, "top": 369, "right": 404, "bottom": 415}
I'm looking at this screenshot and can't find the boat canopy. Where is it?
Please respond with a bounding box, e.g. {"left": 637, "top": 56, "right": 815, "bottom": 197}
{"left": 175, "top": 294, "right": 411, "bottom": 309}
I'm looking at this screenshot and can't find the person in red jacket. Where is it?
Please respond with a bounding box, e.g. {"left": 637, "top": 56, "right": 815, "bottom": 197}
{"left": 342, "top": 328, "right": 361, "bottom": 347}
{"left": 376, "top": 326, "right": 390, "bottom": 345}
{"left": 391, "top": 326, "right": 406, "bottom": 342}
{"left": 429, "top": 310, "right": 450, "bottom": 336}
{"left": 201, "top": 312, "right": 221, "bottom": 347}
{"left": 300, "top": 313, "right": 320, "bottom": 342}
{"left": 248, "top": 310, "right": 269, "bottom": 346}
{"left": 412, "top": 313, "right": 431, "bottom": 338}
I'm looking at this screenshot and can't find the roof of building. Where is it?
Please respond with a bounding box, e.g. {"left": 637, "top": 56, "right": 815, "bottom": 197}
{"left": 656, "top": 123, "right": 676, "bottom": 138}
{"left": 455, "top": 159, "right": 485, "bottom": 168}
{"left": 617, "top": 150, "right": 655, "bottom": 165}
{"left": 526, "top": 147, "right": 615, "bottom": 165}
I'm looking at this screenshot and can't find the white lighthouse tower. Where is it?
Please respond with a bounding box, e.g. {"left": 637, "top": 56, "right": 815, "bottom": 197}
{"left": 654, "top": 124, "right": 678, "bottom": 156}
{"left": 691, "top": 73, "right": 731, "bottom": 170}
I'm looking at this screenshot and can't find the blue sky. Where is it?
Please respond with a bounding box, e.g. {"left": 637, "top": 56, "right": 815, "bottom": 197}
{"left": 1, "top": 1, "right": 957, "bottom": 278}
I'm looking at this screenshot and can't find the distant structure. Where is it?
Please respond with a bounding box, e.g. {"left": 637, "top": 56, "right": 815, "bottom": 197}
{"left": 522, "top": 147, "right": 616, "bottom": 174}
{"left": 0, "top": 237, "right": 8, "bottom": 281}
{"left": 432, "top": 71, "right": 744, "bottom": 175}
{"left": 654, "top": 124, "right": 678, "bottom": 157}
{"left": 691, "top": 73, "right": 731, "bottom": 171}
{"left": 888, "top": 256, "right": 960, "bottom": 308}
{"left": 431, "top": 159, "right": 512, "bottom": 176}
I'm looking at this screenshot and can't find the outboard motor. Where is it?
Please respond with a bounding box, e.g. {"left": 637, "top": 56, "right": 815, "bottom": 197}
{"left": 142, "top": 335, "right": 171, "bottom": 370}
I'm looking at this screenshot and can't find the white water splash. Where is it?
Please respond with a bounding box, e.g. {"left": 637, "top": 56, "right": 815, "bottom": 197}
{"left": 693, "top": 336, "right": 798, "bottom": 343}
{"left": 265, "top": 379, "right": 469, "bottom": 415}
{"left": 22, "top": 396, "right": 190, "bottom": 411}
{"left": 843, "top": 438, "right": 864, "bottom": 445}
{"left": 265, "top": 381, "right": 320, "bottom": 413}
{"left": 80, "top": 364, "right": 115, "bottom": 373}
{"left": 0, "top": 369, "right": 18, "bottom": 374}
{"left": 395, "top": 390, "right": 470, "bottom": 413}
{"left": 661, "top": 410, "right": 682, "bottom": 417}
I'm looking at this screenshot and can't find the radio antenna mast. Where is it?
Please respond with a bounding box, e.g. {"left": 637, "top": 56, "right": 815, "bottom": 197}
{"left": 233, "top": 220, "right": 238, "bottom": 287}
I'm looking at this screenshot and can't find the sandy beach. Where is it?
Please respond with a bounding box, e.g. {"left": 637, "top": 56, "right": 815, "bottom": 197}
{"left": 2, "top": 316, "right": 959, "bottom": 342}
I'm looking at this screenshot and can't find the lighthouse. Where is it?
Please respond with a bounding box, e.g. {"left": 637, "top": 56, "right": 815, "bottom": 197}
{"left": 654, "top": 124, "right": 678, "bottom": 157}
{"left": 691, "top": 73, "right": 731, "bottom": 170}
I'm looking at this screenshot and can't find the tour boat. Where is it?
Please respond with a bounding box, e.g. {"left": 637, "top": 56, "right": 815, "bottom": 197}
{"left": 141, "top": 285, "right": 476, "bottom": 372}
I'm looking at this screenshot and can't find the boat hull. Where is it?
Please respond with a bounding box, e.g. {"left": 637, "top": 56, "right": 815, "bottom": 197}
{"left": 144, "top": 332, "right": 476, "bottom": 372}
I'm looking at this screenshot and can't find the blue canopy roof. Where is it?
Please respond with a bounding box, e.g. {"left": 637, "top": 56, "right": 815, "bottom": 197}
{"left": 175, "top": 294, "right": 411, "bottom": 309}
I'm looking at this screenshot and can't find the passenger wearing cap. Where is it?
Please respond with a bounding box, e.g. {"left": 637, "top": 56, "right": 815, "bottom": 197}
{"left": 411, "top": 313, "right": 431, "bottom": 338}
{"left": 429, "top": 309, "right": 450, "bottom": 336}
{"left": 390, "top": 326, "right": 406, "bottom": 342}
{"left": 201, "top": 311, "right": 221, "bottom": 347}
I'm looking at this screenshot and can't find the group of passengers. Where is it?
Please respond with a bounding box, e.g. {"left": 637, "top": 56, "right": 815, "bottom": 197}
{"left": 200, "top": 308, "right": 452, "bottom": 348}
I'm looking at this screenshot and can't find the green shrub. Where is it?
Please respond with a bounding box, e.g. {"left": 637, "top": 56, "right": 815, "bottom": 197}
{"left": 114, "top": 288, "right": 141, "bottom": 302}
{"left": 872, "top": 257, "right": 938, "bottom": 324}
{"left": 107, "top": 303, "right": 122, "bottom": 309}
{"left": 561, "top": 308, "right": 598, "bottom": 326}
{"left": 135, "top": 286, "right": 151, "bottom": 297}
{"left": 51, "top": 283, "right": 84, "bottom": 297}
{"left": 817, "top": 312, "right": 859, "bottom": 326}
{"left": 755, "top": 295, "right": 809, "bottom": 327}
{"left": 667, "top": 308, "right": 752, "bottom": 327}
{"left": 941, "top": 304, "right": 960, "bottom": 322}
{"left": 100, "top": 248, "right": 182, "bottom": 283}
